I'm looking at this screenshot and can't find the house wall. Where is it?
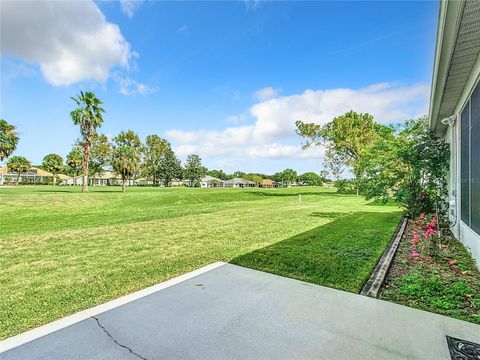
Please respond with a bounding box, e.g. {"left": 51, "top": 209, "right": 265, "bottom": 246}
{"left": 445, "top": 56, "right": 480, "bottom": 267}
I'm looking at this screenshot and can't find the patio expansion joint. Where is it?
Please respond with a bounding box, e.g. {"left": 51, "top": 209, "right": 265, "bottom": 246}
{"left": 91, "top": 316, "right": 149, "bottom": 360}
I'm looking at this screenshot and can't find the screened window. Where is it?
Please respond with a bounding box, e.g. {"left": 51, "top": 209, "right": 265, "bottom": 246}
{"left": 461, "top": 100, "right": 470, "bottom": 225}
{"left": 461, "top": 80, "right": 480, "bottom": 234}
{"left": 471, "top": 82, "right": 480, "bottom": 234}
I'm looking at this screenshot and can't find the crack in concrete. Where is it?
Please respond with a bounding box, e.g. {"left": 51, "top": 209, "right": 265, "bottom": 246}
{"left": 92, "top": 316, "right": 149, "bottom": 360}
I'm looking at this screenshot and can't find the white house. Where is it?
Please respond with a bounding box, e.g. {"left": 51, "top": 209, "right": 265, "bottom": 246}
{"left": 429, "top": 0, "right": 480, "bottom": 265}
{"left": 223, "top": 177, "right": 256, "bottom": 188}
{"left": 200, "top": 175, "right": 225, "bottom": 188}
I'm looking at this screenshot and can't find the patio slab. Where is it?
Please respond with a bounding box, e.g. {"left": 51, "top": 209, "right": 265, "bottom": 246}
{"left": 1, "top": 263, "right": 479, "bottom": 359}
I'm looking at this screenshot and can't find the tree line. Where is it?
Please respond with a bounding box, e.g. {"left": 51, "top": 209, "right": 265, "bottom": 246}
{"left": 1, "top": 92, "right": 326, "bottom": 192}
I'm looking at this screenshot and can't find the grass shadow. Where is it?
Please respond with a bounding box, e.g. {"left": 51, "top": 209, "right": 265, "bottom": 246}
{"left": 231, "top": 211, "right": 402, "bottom": 293}
{"left": 245, "top": 190, "right": 346, "bottom": 198}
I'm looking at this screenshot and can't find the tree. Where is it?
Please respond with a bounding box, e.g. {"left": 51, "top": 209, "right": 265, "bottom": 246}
{"left": 7, "top": 156, "right": 30, "bottom": 184}
{"left": 111, "top": 130, "right": 141, "bottom": 192}
{"left": 70, "top": 91, "right": 105, "bottom": 193}
{"left": 184, "top": 154, "right": 205, "bottom": 186}
{"left": 358, "top": 116, "right": 449, "bottom": 219}
{"left": 89, "top": 134, "right": 112, "bottom": 185}
{"left": 208, "top": 169, "right": 228, "bottom": 180}
{"left": 158, "top": 145, "right": 182, "bottom": 186}
{"left": 42, "top": 154, "right": 64, "bottom": 185}
{"left": 244, "top": 173, "right": 263, "bottom": 185}
{"left": 0, "top": 119, "right": 19, "bottom": 161}
{"left": 296, "top": 111, "right": 391, "bottom": 194}
{"left": 66, "top": 144, "right": 83, "bottom": 185}
{"left": 143, "top": 135, "right": 169, "bottom": 185}
{"left": 298, "top": 172, "right": 323, "bottom": 186}
{"left": 111, "top": 146, "right": 139, "bottom": 192}
{"left": 279, "top": 168, "right": 297, "bottom": 185}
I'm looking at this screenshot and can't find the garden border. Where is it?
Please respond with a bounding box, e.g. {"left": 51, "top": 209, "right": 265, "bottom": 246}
{"left": 360, "top": 217, "right": 408, "bottom": 298}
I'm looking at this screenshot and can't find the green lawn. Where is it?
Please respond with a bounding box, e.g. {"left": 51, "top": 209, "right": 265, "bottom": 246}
{"left": 0, "top": 185, "right": 401, "bottom": 339}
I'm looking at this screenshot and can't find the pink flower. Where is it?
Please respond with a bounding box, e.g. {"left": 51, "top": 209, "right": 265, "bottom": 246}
{"left": 412, "top": 232, "right": 420, "bottom": 241}
{"left": 419, "top": 213, "right": 426, "bottom": 219}
{"left": 411, "top": 251, "right": 420, "bottom": 258}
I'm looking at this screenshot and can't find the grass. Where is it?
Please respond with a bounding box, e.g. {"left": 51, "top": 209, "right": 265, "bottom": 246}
{"left": 380, "top": 221, "right": 480, "bottom": 324}
{"left": 0, "top": 185, "right": 401, "bottom": 339}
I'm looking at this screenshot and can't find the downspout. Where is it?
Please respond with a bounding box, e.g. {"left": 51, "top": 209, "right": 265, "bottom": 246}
{"left": 441, "top": 114, "right": 458, "bottom": 227}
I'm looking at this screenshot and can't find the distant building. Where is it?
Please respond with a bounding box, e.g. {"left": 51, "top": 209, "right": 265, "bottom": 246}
{"left": 0, "top": 166, "right": 56, "bottom": 185}
{"left": 200, "top": 175, "right": 225, "bottom": 188}
{"left": 260, "top": 179, "right": 281, "bottom": 188}
{"left": 223, "top": 177, "right": 256, "bottom": 188}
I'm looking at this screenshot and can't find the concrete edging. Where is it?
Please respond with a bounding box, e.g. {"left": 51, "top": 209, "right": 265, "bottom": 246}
{"left": 360, "top": 217, "right": 408, "bottom": 298}
{"left": 0, "top": 261, "right": 227, "bottom": 353}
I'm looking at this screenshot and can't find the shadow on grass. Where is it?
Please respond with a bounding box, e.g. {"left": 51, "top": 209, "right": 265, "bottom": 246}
{"left": 245, "top": 190, "right": 346, "bottom": 198}
{"left": 231, "top": 211, "right": 401, "bottom": 293}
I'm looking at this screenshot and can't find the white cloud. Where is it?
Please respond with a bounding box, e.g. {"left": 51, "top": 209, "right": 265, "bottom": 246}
{"left": 120, "top": 0, "right": 144, "bottom": 18}
{"left": 166, "top": 82, "right": 429, "bottom": 162}
{"left": 253, "top": 86, "right": 279, "bottom": 101}
{"left": 0, "top": 0, "right": 133, "bottom": 86}
{"left": 113, "top": 73, "right": 158, "bottom": 96}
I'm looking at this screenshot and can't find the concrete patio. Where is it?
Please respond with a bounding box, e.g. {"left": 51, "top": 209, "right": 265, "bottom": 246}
{"left": 1, "top": 262, "right": 479, "bottom": 359}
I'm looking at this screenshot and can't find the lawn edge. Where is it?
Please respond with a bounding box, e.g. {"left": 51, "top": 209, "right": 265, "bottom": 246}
{"left": 0, "top": 261, "right": 226, "bottom": 353}
{"left": 360, "top": 217, "right": 408, "bottom": 297}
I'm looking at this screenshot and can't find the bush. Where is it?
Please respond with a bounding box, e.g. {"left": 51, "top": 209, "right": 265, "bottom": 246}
{"left": 335, "top": 179, "right": 356, "bottom": 194}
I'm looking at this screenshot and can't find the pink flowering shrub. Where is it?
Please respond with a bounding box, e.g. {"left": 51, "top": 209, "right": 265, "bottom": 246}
{"left": 410, "top": 213, "right": 439, "bottom": 258}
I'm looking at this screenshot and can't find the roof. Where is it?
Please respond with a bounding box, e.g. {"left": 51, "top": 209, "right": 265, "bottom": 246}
{"left": 30, "top": 167, "right": 54, "bottom": 177}
{"left": 201, "top": 175, "right": 223, "bottom": 182}
{"left": 0, "top": 167, "right": 6, "bottom": 174}
{"left": 429, "top": 0, "right": 480, "bottom": 135}
{"left": 262, "top": 179, "right": 279, "bottom": 185}
{"left": 224, "top": 177, "right": 255, "bottom": 184}
{"left": 57, "top": 174, "right": 71, "bottom": 180}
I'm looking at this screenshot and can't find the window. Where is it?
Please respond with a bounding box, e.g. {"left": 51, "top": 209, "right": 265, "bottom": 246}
{"left": 471, "top": 82, "right": 480, "bottom": 234}
{"left": 461, "top": 80, "right": 480, "bottom": 234}
{"left": 461, "top": 100, "right": 470, "bottom": 225}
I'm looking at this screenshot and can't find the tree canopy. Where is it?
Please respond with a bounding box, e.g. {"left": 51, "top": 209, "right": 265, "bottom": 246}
{"left": 0, "top": 119, "right": 19, "bottom": 161}
{"left": 89, "top": 134, "right": 112, "bottom": 181}
{"left": 296, "top": 110, "right": 393, "bottom": 191}
{"left": 143, "top": 135, "right": 169, "bottom": 185}
{"left": 111, "top": 130, "right": 141, "bottom": 192}
{"left": 7, "top": 155, "right": 31, "bottom": 183}
{"left": 184, "top": 154, "right": 205, "bottom": 186}
{"left": 158, "top": 145, "right": 182, "bottom": 186}
{"left": 298, "top": 172, "right": 323, "bottom": 186}
{"left": 42, "top": 154, "right": 64, "bottom": 185}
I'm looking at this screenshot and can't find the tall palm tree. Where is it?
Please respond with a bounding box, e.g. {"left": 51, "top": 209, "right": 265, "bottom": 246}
{"left": 0, "top": 119, "right": 19, "bottom": 162}
{"left": 70, "top": 92, "right": 105, "bottom": 192}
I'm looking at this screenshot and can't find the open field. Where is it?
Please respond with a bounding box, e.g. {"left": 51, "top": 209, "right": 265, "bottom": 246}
{"left": 0, "top": 186, "right": 401, "bottom": 339}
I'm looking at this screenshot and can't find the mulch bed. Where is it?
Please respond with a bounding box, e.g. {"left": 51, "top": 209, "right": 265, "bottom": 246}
{"left": 379, "top": 219, "right": 480, "bottom": 324}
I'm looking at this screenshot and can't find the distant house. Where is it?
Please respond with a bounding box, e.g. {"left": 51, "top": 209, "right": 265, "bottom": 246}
{"left": 58, "top": 173, "right": 72, "bottom": 185}
{"left": 223, "top": 177, "right": 256, "bottom": 188}
{"left": 65, "top": 171, "right": 125, "bottom": 186}
{"left": 200, "top": 175, "right": 225, "bottom": 188}
{"left": 170, "top": 178, "right": 184, "bottom": 187}
{"left": 0, "top": 166, "right": 55, "bottom": 185}
{"left": 260, "top": 179, "right": 281, "bottom": 188}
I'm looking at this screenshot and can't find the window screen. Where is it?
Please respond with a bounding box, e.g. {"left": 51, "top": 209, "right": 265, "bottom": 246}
{"left": 461, "top": 100, "right": 470, "bottom": 225}
{"left": 471, "top": 82, "right": 480, "bottom": 233}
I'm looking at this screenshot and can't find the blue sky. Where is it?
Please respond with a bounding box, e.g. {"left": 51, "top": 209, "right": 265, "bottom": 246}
{"left": 1, "top": 0, "right": 438, "bottom": 175}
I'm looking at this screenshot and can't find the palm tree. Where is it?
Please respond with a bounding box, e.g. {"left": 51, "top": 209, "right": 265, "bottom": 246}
{"left": 7, "top": 156, "right": 31, "bottom": 184}
{"left": 70, "top": 92, "right": 105, "bottom": 192}
{"left": 66, "top": 146, "right": 83, "bottom": 186}
{"left": 0, "top": 119, "right": 19, "bottom": 162}
{"left": 42, "top": 153, "right": 64, "bottom": 185}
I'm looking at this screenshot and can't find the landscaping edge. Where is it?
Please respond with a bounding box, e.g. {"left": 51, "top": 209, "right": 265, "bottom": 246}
{"left": 360, "top": 217, "right": 408, "bottom": 297}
